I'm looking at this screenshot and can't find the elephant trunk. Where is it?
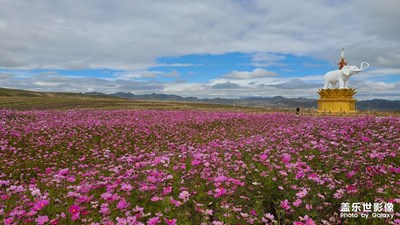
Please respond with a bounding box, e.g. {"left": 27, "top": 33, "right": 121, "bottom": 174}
{"left": 360, "top": 62, "right": 369, "bottom": 70}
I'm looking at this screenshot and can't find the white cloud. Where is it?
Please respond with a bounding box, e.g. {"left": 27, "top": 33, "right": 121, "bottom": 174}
{"left": 251, "top": 52, "right": 286, "bottom": 67}
{"left": 0, "top": 70, "right": 399, "bottom": 100}
{"left": 0, "top": 0, "right": 399, "bottom": 69}
{"left": 162, "top": 70, "right": 180, "bottom": 77}
{"left": 114, "top": 70, "right": 179, "bottom": 79}
{"left": 223, "top": 68, "right": 277, "bottom": 80}
{"left": 361, "top": 68, "right": 400, "bottom": 77}
{"left": 0, "top": 0, "right": 399, "bottom": 100}
{"left": 64, "top": 61, "right": 91, "bottom": 70}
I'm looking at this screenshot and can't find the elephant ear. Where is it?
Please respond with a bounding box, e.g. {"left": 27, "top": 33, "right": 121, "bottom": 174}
{"left": 342, "top": 66, "right": 350, "bottom": 76}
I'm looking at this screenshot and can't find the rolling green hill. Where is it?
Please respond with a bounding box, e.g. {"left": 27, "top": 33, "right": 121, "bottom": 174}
{"left": 0, "top": 87, "right": 259, "bottom": 111}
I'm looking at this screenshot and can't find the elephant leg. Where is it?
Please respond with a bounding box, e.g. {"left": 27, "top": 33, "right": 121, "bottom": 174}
{"left": 344, "top": 80, "right": 349, "bottom": 88}
{"left": 338, "top": 79, "right": 344, "bottom": 89}
{"left": 323, "top": 81, "right": 328, "bottom": 89}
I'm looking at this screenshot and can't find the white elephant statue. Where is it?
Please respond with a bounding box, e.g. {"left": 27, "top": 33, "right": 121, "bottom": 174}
{"left": 323, "top": 62, "right": 369, "bottom": 89}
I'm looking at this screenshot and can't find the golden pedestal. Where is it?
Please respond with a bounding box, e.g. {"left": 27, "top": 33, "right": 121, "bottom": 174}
{"left": 317, "top": 89, "right": 357, "bottom": 114}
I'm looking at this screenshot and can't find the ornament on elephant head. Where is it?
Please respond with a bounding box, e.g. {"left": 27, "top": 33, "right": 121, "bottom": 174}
{"left": 323, "top": 49, "right": 369, "bottom": 89}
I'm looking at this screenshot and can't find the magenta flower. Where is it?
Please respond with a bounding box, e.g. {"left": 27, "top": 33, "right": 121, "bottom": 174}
{"left": 361, "top": 136, "right": 370, "bottom": 142}
{"left": 117, "top": 198, "right": 128, "bottom": 209}
{"left": 120, "top": 183, "right": 133, "bottom": 192}
{"left": 58, "top": 168, "right": 69, "bottom": 176}
{"left": 68, "top": 205, "right": 79, "bottom": 214}
{"left": 2, "top": 109, "right": 399, "bottom": 224}
{"left": 36, "top": 215, "right": 49, "bottom": 225}
{"left": 99, "top": 203, "right": 110, "bottom": 215}
{"left": 162, "top": 186, "right": 172, "bottom": 195}
{"left": 213, "top": 187, "right": 226, "bottom": 198}
{"left": 293, "top": 198, "right": 302, "bottom": 207}
{"left": 296, "top": 189, "right": 308, "bottom": 198}
{"left": 305, "top": 218, "right": 316, "bottom": 225}
{"left": 147, "top": 216, "right": 161, "bottom": 225}
{"left": 116, "top": 217, "right": 127, "bottom": 225}
{"left": 214, "top": 175, "right": 227, "bottom": 182}
{"left": 178, "top": 191, "right": 190, "bottom": 202}
{"left": 33, "top": 199, "right": 49, "bottom": 211}
{"left": 126, "top": 216, "right": 137, "bottom": 223}
{"left": 191, "top": 159, "right": 201, "bottom": 166}
{"left": 71, "top": 213, "right": 80, "bottom": 221}
{"left": 164, "top": 218, "right": 177, "bottom": 225}
{"left": 280, "top": 199, "right": 291, "bottom": 211}
{"left": 346, "top": 171, "right": 356, "bottom": 178}
{"left": 346, "top": 185, "right": 358, "bottom": 194}
{"left": 293, "top": 222, "right": 304, "bottom": 225}
{"left": 4, "top": 217, "right": 14, "bottom": 225}
{"left": 170, "top": 198, "right": 183, "bottom": 207}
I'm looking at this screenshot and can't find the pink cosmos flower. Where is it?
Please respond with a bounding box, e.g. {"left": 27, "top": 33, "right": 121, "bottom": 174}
{"left": 71, "top": 212, "right": 80, "bottom": 221}
{"left": 162, "top": 186, "right": 172, "bottom": 195}
{"left": 293, "top": 222, "right": 304, "bottom": 225}
{"left": 191, "top": 159, "right": 201, "bottom": 166}
{"left": 305, "top": 218, "right": 316, "bottom": 225}
{"left": 293, "top": 198, "right": 302, "bottom": 207}
{"left": 101, "top": 192, "right": 118, "bottom": 202}
{"left": 346, "top": 185, "right": 358, "bottom": 194}
{"left": 151, "top": 196, "right": 163, "bottom": 202}
{"left": 164, "top": 218, "right": 177, "bottom": 225}
{"left": 77, "top": 196, "right": 89, "bottom": 203}
{"left": 28, "top": 210, "right": 37, "bottom": 216}
{"left": 68, "top": 205, "right": 80, "bottom": 215}
{"left": 214, "top": 175, "right": 227, "bottom": 182}
{"left": 170, "top": 198, "right": 183, "bottom": 207}
{"left": 178, "top": 191, "right": 190, "bottom": 202}
{"left": 281, "top": 153, "right": 291, "bottom": 163}
{"left": 117, "top": 198, "right": 128, "bottom": 209}
{"left": 361, "top": 136, "right": 370, "bottom": 142}
{"left": 264, "top": 213, "right": 274, "bottom": 220}
{"left": 296, "top": 189, "right": 308, "bottom": 198}
{"left": 213, "top": 187, "right": 226, "bottom": 198}
{"left": 295, "top": 171, "right": 305, "bottom": 179}
{"left": 120, "top": 183, "right": 133, "bottom": 192}
{"left": 346, "top": 171, "right": 356, "bottom": 178}
{"left": 58, "top": 168, "right": 69, "bottom": 176}
{"left": 99, "top": 204, "right": 110, "bottom": 215}
{"left": 4, "top": 217, "right": 14, "bottom": 225}
{"left": 147, "top": 216, "right": 161, "bottom": 225}
{"left": 45, "top": 168, "right": 52, "bottom": 174}
{"left": 116, "top": 217, "right": 127, "bottom": 225}
{"left": 205, "top": 209, "right": 213, "bottom": 215}
{"left": 333, "top": 189, "right": 344, "bottom": 199}
{"left": 280, "top": 199, "right": 291, "bottom": 211}
{"left": 36, "top": 215, "right": 49, "bottom": 225}
{"left": 127, "top": 216, "right": 137, "bottom": 224}
{"left": 33, "top": 199, "right": 49, "bottom": 211}
{"left": 66, "top": 176, "right": 75, "bottom": 182}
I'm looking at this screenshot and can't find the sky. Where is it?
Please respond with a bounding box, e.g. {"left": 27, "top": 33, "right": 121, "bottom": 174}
{"left": 0, "top": 0, "right": 399, "bottom": 100}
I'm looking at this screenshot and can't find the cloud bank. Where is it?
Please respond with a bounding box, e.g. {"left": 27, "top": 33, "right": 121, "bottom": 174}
{"left": 0, "top": 0, "right": 399, "bottom": 100}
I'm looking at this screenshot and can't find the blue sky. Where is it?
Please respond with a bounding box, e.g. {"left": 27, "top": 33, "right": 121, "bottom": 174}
{"left": 0, "top": 0, "right": 399, "bottom": 99}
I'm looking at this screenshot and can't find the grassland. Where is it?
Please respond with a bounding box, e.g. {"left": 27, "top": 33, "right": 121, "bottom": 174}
{"left": 0, "top": 87, "right": 266, "bottom": 111}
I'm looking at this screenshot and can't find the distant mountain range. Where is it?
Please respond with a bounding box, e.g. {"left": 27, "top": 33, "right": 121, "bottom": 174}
{"left": 84, "top": 92, "right": 400, "bottom": 111}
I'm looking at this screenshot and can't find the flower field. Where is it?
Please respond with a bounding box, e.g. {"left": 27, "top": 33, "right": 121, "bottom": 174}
{"left": 0, "top": 110, "right": 399, "bottom": 225}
